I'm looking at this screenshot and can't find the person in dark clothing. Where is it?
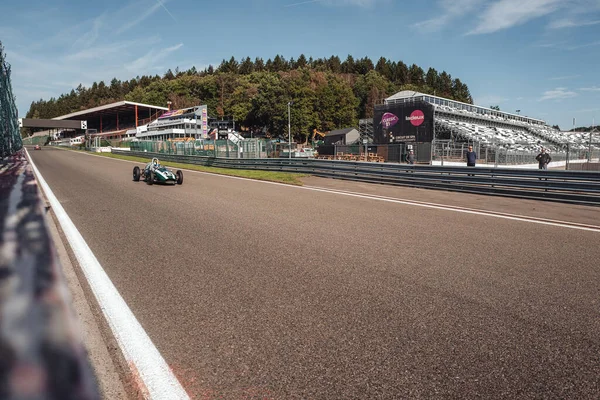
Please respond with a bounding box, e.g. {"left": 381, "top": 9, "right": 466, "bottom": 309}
{"left": 466, "top": 146, "right": 477, "bottom": 167}
{"left": 407, "top": 150, "right": 415, "bottom": 165}
{"left": 536, "top": 148, "right": 552, "bottom": 170}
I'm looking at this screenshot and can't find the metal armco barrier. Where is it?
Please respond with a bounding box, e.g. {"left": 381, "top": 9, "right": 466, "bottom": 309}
{"left": 115, "top": 150, "right": 600, "bottom": 206}
{"left": 0, "top": 152, "right": 99, "bottom": 400}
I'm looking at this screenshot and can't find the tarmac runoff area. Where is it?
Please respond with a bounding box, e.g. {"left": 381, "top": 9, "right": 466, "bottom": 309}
{"left": 27, "top": 146, "right": 600, "bottom": 399}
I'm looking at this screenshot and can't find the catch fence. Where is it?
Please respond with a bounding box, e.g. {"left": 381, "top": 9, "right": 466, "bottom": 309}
{"left": 130, "top": 139, "right": 272, "bottom": 159}
{"left": 432, "top": 140, "right": 600, "bottom": 168}
{"left": 0, "top": 42, "right": 22, "bottom": 158}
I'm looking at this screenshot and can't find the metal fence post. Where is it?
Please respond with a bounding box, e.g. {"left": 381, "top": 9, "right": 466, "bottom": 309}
{"left": 494, "top": 147, "right": 498, "bottom": 168}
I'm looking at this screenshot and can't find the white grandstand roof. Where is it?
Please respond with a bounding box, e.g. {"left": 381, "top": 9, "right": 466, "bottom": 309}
{"left": 52, "top": 101, "right": 168, "bottom": 120}
{"left": 385, "top": 90, "right": 422, "bottom": 101}
{"left": 385, "top": 91, "right": 545, "bottom": 125}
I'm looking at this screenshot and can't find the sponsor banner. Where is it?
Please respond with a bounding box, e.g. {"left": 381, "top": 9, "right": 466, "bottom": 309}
{"left": 381, "top": 112, "right": 399, "bottom": 129}
{"left": 374, "top": 101, "right": 434, "bottom": 144}
{"left": 158, "top": 109, "right": 185, "bottom": 119}
{"left": 200, "top": 105, "right": 208, "bottom": 137}
{"left": 407, "top": 110, "right": 424, "bottom": 126}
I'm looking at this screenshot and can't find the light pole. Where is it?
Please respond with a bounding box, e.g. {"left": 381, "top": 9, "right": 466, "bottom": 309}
{"left": 288, "top": 101, "right": 293, "bottom": 159}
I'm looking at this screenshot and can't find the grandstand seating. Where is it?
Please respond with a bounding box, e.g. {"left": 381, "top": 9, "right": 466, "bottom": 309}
{"left": 433, "top": 104, "right": 599, "bottom": 154}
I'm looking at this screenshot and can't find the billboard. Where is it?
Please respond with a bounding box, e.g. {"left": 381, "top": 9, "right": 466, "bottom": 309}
{"left": 19, "top": 118, "right": 87, "bottom": 130}
{"left": 158, "top": 109, "right": 185, "bottom": 119}
{"left": 373, "top": 101, "right": 434, "bottom": 144}
{"left": 199, "top": 105, "right": 208, "bottom": 138}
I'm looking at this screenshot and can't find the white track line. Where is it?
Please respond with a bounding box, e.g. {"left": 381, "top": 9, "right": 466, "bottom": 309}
{"left": 26, "top": 148, "right": 190, "bottom": 399}
{"left": 56, "top": 149, "right": 600, "bottom": 233}
{"left": 302, "top": 186, "right": 600, "bottom": 230}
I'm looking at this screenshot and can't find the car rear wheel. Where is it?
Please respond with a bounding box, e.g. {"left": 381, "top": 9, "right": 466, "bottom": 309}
{"left": 176, "top": 170, "right": 183, "bottom": 185}
{"left": 133, "top": 166, "right": 140, "bottom": 182}
{"left": 147, "top": 170, "right": 154, "bottom": 185}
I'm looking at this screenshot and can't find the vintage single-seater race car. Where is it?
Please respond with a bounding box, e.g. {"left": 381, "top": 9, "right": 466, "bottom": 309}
{"left": 133, "top": 158, "right": 183, "bottom": 185}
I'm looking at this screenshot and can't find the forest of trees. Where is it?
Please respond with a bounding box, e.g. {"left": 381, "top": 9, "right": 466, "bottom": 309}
{"left": 26, "top": 55, "right": 473, "bottom": 139}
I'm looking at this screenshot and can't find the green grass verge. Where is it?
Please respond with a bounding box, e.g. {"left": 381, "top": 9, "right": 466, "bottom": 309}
{"left": 87, "top": 150, "right": 307, "bottom": 185}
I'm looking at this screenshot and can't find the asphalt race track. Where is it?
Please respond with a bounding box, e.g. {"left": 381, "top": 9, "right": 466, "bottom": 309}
{"left": 29, "top": 147, "right": 600, "bottom": 399}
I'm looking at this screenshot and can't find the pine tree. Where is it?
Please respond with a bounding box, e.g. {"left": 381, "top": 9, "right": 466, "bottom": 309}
{"left": 239, "top": 57, "right": 254, "bottom": 75}
{"left": 375, "top": 57, "right": 392, "bottom": 81}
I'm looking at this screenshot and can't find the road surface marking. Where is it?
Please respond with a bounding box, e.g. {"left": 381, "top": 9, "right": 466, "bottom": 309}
{"left": 47, "top": 149, "right": 600, "bottom": 233}
{"left": 26, "top": 149, "right": 190, "bottom": 400}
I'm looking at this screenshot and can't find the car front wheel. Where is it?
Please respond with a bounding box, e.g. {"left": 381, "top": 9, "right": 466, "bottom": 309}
{"left": 147, "top": 170, "right": 154, "bottom": 185}
{"left": 176, "top": 170, "right": 183, "bottom": 185}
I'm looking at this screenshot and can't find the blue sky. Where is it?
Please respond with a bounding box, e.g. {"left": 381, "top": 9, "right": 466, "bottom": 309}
{"left": 1, "top": 0, "right": 599, "bottom": 130}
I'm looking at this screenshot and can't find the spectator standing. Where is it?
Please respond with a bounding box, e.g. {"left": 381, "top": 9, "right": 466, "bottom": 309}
{"left": 407, "top": 150, "right": 415, "bottom": 165}
{"left": 536, "top": 148, "right": 552, "bottom": 170}
{"left": 466, "top": 145, "right": 477, "bottom": 167}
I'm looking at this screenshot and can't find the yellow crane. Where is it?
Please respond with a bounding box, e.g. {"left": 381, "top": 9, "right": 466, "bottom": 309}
{"left": 310, "top": 128, "right": 327, "bottom": 145}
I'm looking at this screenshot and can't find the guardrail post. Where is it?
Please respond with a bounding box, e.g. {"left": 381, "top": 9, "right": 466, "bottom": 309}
{"left": 114, "top": 149, "right": 600, "bottom": 205}
{"left": 1, "top": 155, "right": 100, "bottom": 399}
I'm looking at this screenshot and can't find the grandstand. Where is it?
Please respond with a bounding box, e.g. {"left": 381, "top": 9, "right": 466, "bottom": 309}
{"left": 371, "top": 91, "right": 599, "bottom": 164}
{"left": 40, "top": 101, "right": 239, "bottom": 145}
{"left": 51, "top": 101, "right": 169, "bottom": 142}
{"left": 131, "top": 105, "right": 243, "bottom": 141}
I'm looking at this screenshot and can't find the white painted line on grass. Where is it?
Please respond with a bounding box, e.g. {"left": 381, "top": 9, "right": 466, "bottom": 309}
{"left": 25, "top": 148, "right": 190, "bottom": 400}
{"left": 56, "top": 149, "right": 600, "bottom": 233}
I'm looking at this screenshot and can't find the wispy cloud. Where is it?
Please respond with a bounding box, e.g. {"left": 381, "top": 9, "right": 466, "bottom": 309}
{"left": 539, "top": 87, "right": 578, "bottom": 101}
{"left": 285, "top": 0, "right": 321, "bottom": 7}
{"left": 567, "top": 40, "right": 600, "bottom": 50}
{"left": 550, "top": 74, "right": 581, "bottom": 81}
{"left": 66, "top": 41, "right": 140, "bottom": 61}
{"left": 580, "top": 86, "right": 600, "bottom": 92}
{"left": 535, "top": 40, "right": 567, "bottom": 48}
{"left": 115, "top": 2, "right": 163, "bottom": 34}
{"left": 413, "top": 0, "right": 594, "bottom": 34}
{"left": 153, "top": 0, "right": 177, "bottom": 21}
{"left": 548, "top": 18, "right": 600, "bottom": 29}
{"left": 546, "top": 0, "right": 600, "bottom": 29}
{"left": 285, "top": 0, "right": 381, "bottom": 7}
{"left": 114, "top": 0, "right": 178, "bottom": 35}
{"left": 413, "top": 0, "right": 481, "bottom": 31}
{"left": 468, "top": 0, "right": 563, "bottom": 35}
{"left": 126, "top": 43, "right": 184, "bottom": 72}
{"left": 72, "top": 13, "right": 106, "bottom": 49}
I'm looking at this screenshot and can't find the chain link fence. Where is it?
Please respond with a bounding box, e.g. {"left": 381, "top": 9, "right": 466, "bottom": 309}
{"left": 21, "top": 135, "right": 49, "bottom": 146}
{"left": 316, "top": 143, "right": 431, "bottom": 163}
{"left": 130, "top": 139, "right": 273, "bottom": 159}
{"left": 432, "top": 140, "right": 600, "bottom": 169}
{"left": 0, "top": 42, "right": 22, "bottom": 159}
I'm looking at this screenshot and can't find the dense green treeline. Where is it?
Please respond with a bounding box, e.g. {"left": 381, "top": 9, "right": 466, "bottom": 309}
{"left": 26, "top": 55, "right": 472, "bottom": 139}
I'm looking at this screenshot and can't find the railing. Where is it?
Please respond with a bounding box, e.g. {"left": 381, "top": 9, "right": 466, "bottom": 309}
{"left": 0, "top": 41, "right": 22, "bottom": 159}
{"left": 432, "top": 140, "right": 600, "bottom": 167}
{"left": 1, "top": 152, "right": 99, "bottom": 399}
{"left": 114, "top": 149, "right": 600, "bottom": 206}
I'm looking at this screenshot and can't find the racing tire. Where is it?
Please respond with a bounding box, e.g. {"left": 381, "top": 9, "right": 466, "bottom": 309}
{"left": 176, "top": 170, "right": 183, "bottom": 185}
{"left": 147, "top": 170, "right": 154, "bottom": 185}
{"left": 133, "top": 166, "right": 140, "bottom": 182}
